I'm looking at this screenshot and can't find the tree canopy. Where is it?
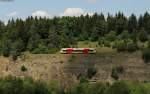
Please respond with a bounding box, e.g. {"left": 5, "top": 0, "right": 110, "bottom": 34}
{"left": 0, "top": 12, "right": 150, "bottom": 56}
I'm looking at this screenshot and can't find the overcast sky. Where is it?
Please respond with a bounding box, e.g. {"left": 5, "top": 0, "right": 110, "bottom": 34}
{"left": 0, "top": 0, "right": 150, "bottom": 22}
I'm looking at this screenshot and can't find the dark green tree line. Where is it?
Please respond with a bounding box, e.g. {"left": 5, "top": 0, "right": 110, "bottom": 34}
{"left": 0, "top": 12, "right": 150, "bottom": 56}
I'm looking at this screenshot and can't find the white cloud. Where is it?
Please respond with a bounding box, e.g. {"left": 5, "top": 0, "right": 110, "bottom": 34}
{"left": 32, "top": 10, "right": 50, "bottom": 18}
{"left": 6, "top": 11, "right": 18, "bottom": 17}
{"left": 60, "top": 8, "right": 93, "bottom": 17}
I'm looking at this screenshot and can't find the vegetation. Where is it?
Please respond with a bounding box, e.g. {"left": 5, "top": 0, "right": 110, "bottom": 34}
{"left": 0, "top": 75, "right": 150, "bottom": 94}
{"left": 0, "top": 12, "right": 150, "bottom": 93}
{"left": 111, "top": 66, "right": 124, "bottom": 80}
{"left": 0, "top": 76, "right": 51, "bottom": 94}
{"left": 21, "top": 65, "right": 28, "bottom": 72}
{"left": 87, "top": 67, "right": 97, "bottom": 79}
{"left": 142, "top": 48, "right": 150, "bottom": 63}
{"left": 0, "top": 12, "right": 149, "bottom": 58}
{"left": 67, "top": 80, "right": 150, "bottom": 94}
{"left": 115, "top": 40, "right": 126, "bottom": 52}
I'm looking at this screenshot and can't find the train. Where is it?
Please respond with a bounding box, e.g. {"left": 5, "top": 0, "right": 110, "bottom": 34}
{"left": 60, "top": 48, "right": 96, "bottom": 54}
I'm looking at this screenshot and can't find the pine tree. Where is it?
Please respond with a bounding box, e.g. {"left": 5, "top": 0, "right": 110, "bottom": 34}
{"left": 128, "top": 14, "right": 137, "bottom": 33}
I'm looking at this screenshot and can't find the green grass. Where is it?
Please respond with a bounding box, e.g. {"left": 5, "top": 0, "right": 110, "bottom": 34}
{"left": 77, "top": 41, "right": 116, "bottom": 54}
{"left": 77, "top": 41, "right": 98, "bottom": 48}
{"left": 96, "top": 47, "right": 116, "bottom": 53}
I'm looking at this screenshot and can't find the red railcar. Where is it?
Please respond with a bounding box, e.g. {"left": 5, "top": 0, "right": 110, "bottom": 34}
{"left": 60, "top": 48, "right": 96, "bottom": 54}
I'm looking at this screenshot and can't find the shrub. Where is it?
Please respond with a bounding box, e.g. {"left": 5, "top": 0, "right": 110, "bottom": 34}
{"left": 12, "top": 54, "right": 18, "bottom": 61}
{"left": 111, "top": 68, "right": 119, "bottom": 80}
{"left": 79, "top": 75, "right": 89, "bottom": 83}
{"left": 11, "top": 52, "right": 21, "bottom": 61}
{"left": 31, "top": 43, "right": 59, "bottom": 54}
{"left": 142, "top": 49, "right": 150, "bottom": 63}
{"left": 138, "top": 29, "right": 148, "bottom": 42}
{"left": 21, "top": 65, "right": 27, "bottom": 72}
{"left": 115, "top": 39, "right": 138, "bottom": 52}
{"left": 98, "top": 37, "right": 105, "bottom": 46}
{"left": 118, "top": 30, "right": 130, "bottom": 40}
{"left": 87, "top": 67, "right": 97, "bottom": 79}
{"left": 116, "top": 40, "right": 126, "bottom": 52}
{"left": 147, "top": 39, "right": 150, "bottom": 48}
{"left": 0, "top": 76, "right": 51, "bottom": 94}
{"left": 103, "top": 40, "right": 111, "bottom": 47}
{"left": 1, "top": 40, "right": 11, "bottom": 57}
{"left": 3, "top": 50, "right": 10, "bottom": 57}
{"left": 48, "top": 48, "right": 59, "bottom": 54}
{"left": 107, "top": 81, "right": 130, "bottom": 94}
{"left": 126, "top": 40, "right": 138, "bottom": 52}
{"left": 111, "top": 66, "right": 124, "bottom": 80}
{"left": 116, "top": 66, "right": 124, "bottom": 73}
{"left": 105, "top": 31, "right": 117, "bottom": 42}
{"left": 1, "top": 76, "right": 150, "bottom": 94}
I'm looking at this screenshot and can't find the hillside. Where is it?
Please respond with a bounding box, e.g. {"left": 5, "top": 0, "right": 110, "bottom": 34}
{"left": 0, "top": 48, "right": 150, "bottom": 88}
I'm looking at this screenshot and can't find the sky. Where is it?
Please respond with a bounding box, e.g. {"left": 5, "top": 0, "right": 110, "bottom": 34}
{"left": 0, "top": 0, "right": 150, "bottom": 23}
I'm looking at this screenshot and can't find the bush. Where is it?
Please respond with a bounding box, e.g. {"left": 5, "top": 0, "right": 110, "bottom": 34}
{"left": 147, "top": 39, "right": 150, "bottom": 48}
{"left": 116, "top": 40, "right": 126, "bottom": 52}
{"left": 87, "top": 67, "right": 97, "bottom": 79}
{"left": 0, "top": 76, "right": 51, "bottom": 94}
{"left": 116, "top": 66, "right": 124, "bottom": 73}
{"left": 142, "top": 49, "right": 150, "bottom": 63}
{"left": 47, "top": 48, "right": 59, "bottom": 54}
{"left": 98, "top": 37, "right": 105, "bottom": 46}
{"left": 21, "top": 65, "right": 27, "bottom": 72}
{"left": 118, "top": 30, "right": 130, "bottom": 40}
{"left": 79, "top": 75, "right": 89, "bottom": 83}
{"left": 1, "top": 40, "right": 11, "bottom": 57}
{"left": 107, "top": 81, "right": 130, "bottom": 94}
{"left": 31, "top": 43, "right": 59, "bottom": 54}
{"left": 138, "top": 29, "right": 148, "bottom": 42}
{"left": 115, "top": 39, "right": 138, "bottom": 52}
{"left": 111, "top": 66, "right": 124, "bottom": 80}
{"left": 126, "top": 40, "right": 138, "bottom": 52}
{"left": 111, "top": 68, "right": 119, "bottom": 80}
{"left": 103, "top": 40, "right": 111, "bottom": 47}
{"left": 105, "top": 31, "right": 117, "bottom": 42}
{"left": 11, "top": 51, "right": 21, "bottom": 61}
{"left": 1, "top": 76, "right": 150, "bottom": 94}
{"left": 12, "top": 54, "right": 18, "bottom": 61}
